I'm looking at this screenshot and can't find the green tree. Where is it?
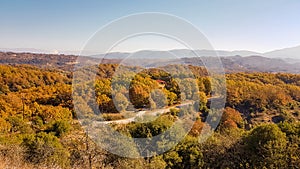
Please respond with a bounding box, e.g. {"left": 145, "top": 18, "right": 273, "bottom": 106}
{"left": 244, "top": 124, "right": 288, "bottom": 168}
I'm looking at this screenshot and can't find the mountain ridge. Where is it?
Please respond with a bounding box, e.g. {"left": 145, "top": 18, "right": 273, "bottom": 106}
{"left": 2, "top": 45, "right": 300, "bottom": 60}
{"left": 1, "top": 51, "right": 300, "bottom": 73}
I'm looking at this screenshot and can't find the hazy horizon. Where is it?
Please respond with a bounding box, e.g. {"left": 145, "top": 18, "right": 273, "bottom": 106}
{"left": 0, "top": 45, "right": 299, "bottom": 57}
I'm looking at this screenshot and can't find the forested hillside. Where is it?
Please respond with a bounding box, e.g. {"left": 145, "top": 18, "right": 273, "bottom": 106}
{"left": 0, "top": 64, "right": 299, "bottom": 168}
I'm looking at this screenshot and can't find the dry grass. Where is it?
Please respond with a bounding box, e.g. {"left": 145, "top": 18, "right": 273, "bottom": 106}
{"left": 0, "top": 157, "right": 33, "bottom": 169}
{"left": 0, "top": 145, "right": 33, "bottom": 169}
{"left": 0, "top": 157, "right": 66, "bottom": 169}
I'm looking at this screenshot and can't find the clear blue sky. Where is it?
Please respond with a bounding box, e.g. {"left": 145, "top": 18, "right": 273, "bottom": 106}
{"left": 0, "top": 0, "right": 300, "bottom": 53}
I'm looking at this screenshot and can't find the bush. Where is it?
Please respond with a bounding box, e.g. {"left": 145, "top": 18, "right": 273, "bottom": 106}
{"left": 48, "top": 120, "right": 71, "bottom": 137}
{"left": 22, "top": 132, "right": 70, "bottom": 168}
{"left": 7, "top": 116, "right": 33, "bottom": 134}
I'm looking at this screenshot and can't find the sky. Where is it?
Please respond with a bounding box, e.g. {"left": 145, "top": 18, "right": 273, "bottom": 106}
{"left": 0, "top": 0, "right": 300, "bottom": 54}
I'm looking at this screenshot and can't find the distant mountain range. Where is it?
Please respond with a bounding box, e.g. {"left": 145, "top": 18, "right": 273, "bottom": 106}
{"left": 264, "top": 45, "right": 300, "bottom": 61}
{"left": 91, "top": 46, "right": 300, "bottom": 63}
{"left": 1, "top": 45, "right": 300, "bottom": 61}
{"left": 0, "top": 48, "right": 81, "bottom": 55}
{"left": 1, "top": 50, "right": 300, "bottom": 73}
{"left": 91, "top": 49, "right": 260, "bottom": 59}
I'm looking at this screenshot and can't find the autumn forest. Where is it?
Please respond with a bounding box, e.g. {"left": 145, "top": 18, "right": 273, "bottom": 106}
{"left": 0, "top": 53, "right": 300, "bottom": 168}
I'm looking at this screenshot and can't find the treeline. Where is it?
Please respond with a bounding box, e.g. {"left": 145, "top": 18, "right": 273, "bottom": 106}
{"left": 0, "top": 64, "right": 299, "bottom": 168}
